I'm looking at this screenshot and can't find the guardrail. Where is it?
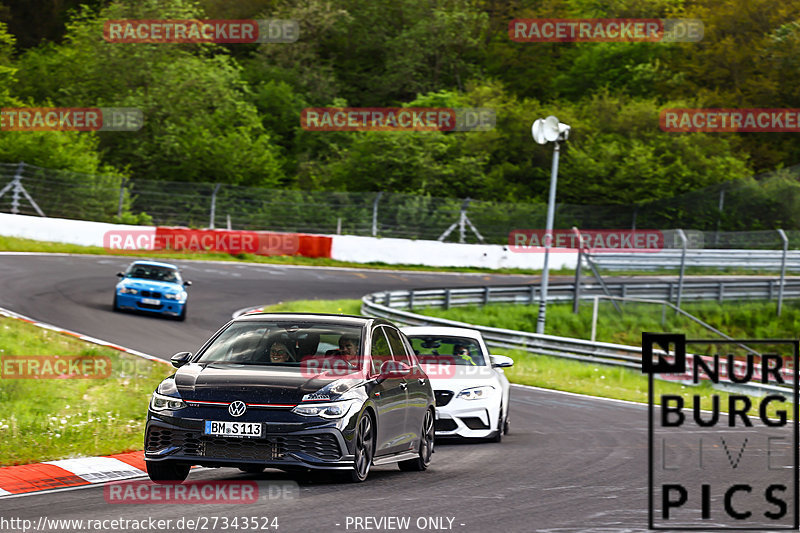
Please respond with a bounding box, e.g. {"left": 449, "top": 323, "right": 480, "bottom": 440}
{"left": 361, "top": 285, "right": 794, "bottom": 397}
{"left": 372, "top": 278, "right": 800, "bottom": 312}
{"left": 590, "top": 249, "right": 800, "bottom": 271}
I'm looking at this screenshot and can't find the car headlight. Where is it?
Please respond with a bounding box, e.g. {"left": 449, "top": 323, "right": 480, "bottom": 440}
{"left": 292, "top": 399, "right": 361, "bottom": 419}
{"left": 119, "top": 287, "right": 138, "bottom": 295}
{"left": 150, "top": 392, "right": 187, "bottom": 411}
{"left": 164, "top": 292, "right": 184, "bottom": 300}
{"left": 456, "top": 386, "right": 494, "bottom": 400}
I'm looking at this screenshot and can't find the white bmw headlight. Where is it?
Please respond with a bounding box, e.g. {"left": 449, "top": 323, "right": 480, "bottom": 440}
{"left": 164, "top": 292, "right": 184, "bottom": 300}
{"left": 456, "top": 386, "right": 494, "bottom": 400}
{"left": 150, "top": 392, "right": 187, "bottom": 411}
{"left": 292, "top": 399, "right": 360, "bottom": 419}
{"left": 119, "top": 287, "right": 138, "bottom": 295}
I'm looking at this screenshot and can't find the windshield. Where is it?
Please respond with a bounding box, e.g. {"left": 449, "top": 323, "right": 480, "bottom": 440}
{"left": 126, "top": 264, "right": 181, "bottom": 283}
{"left": 408, "top": 336, "right": 486, "bottom": 366}
{"left": 197, "top": 321, "right": 363, "bottom": 367}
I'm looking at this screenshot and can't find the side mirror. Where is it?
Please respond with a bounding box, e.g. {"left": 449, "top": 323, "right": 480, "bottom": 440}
{"left": 117, "top": 272, "right": 124, "bottom": 278}
{"left": 170, "top": 351, "right": 193, "bottom": 368}
{"left": 378, "top": 360, "right": 411, "bottom": 382}
{"left": 490, "top": 354, "right": 514, "bottom": 368}
{"left": 183, "top": 280, "right": 192, "bottom": 287}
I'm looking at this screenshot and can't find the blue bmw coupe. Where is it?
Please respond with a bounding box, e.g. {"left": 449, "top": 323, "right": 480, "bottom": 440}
{"left": 113, "top": 260, "right": 191, "bottom": 321}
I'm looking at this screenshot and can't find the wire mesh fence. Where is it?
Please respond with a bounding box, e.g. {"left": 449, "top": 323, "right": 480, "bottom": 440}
{"left": 3, "top": 161, "right": 800, "bottom": 248}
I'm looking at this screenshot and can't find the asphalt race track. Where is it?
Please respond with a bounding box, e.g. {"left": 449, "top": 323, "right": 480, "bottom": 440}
{"left": 0, "top": 254, "right": 791, "bottom": 532}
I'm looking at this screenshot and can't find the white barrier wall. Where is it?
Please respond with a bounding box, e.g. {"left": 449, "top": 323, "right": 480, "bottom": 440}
{"left": 0, "top": 213, "right": 578, "bottom": 270}
{"left": 0, "top": 213, "right": 154, "bottom": 248}
{"left": 330, "top": 235, "right": 578, "bottom": 270}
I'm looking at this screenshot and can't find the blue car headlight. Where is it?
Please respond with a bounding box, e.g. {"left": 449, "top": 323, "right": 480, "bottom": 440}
{"left": 164, "top": 292, "right": 185, "bottom": 300}
{"left": 119, "top": 287, "right": 138, "bottom": 295}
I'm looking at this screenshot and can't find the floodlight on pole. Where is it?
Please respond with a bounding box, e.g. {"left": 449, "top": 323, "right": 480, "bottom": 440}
{"left": 531, "top": 116, "right": 570, "bottom": 334}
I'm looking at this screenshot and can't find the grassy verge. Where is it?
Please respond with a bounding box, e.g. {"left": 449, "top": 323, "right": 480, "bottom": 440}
{"left": 259, "top": 299, "right": 792, "bottom": 419}
{"left": 0, "top": 235, "right": 563, "bottom": 276}
{"left": 0, "top": 317, "right": 172, "bottom": 466}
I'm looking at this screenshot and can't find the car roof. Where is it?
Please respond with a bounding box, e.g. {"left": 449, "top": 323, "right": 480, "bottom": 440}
{"left": 401, "top": 326, "right": 483, "bottom": 340}
{"left": 129, "top": 260, "right": 179, "bottom": 269}
{"left": 233, "top": 312, "right": 385, "bottom": 328}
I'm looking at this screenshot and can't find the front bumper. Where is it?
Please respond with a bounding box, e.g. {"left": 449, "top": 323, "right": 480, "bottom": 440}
{"left": 116, "top": 292, "right": 185, "bottom": 316}
{"left": 144, "top": 415, "right": 354, "bottom": 470}
{"left": 433, "top": 392, "right": 499, "bottom": 439}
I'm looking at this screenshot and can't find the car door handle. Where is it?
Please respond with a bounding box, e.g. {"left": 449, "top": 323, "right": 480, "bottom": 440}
{"left": 399, "top": 382, "right": 408, "bottom": 391}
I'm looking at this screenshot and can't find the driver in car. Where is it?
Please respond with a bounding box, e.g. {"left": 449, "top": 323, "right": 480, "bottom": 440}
{"left": 327, "top": 334, "right": 361, "bottom": 368}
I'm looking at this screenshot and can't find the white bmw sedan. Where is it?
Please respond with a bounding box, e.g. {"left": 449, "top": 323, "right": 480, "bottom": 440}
{"left": 401, "top": 326, "right": 513, "bottom": 442}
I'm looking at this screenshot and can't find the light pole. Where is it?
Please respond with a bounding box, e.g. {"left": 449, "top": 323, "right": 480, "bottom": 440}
{"left": 531, "top": 116, "right": 570, "bottom": 334}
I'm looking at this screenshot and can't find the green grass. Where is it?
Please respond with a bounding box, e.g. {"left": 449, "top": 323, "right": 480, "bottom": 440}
{"left": 0, "top": 317, "right": 173, "bottom": 466}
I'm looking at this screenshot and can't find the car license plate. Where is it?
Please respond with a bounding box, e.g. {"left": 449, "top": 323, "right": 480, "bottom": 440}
{"left": 141, "top": 298, "right": 160, "bottom": 305}
{"left": 204, "top": 421, "right": 263, "bottom": 438}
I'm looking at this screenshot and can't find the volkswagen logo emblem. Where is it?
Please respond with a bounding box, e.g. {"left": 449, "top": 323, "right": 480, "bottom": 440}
{"left": 228, "top": 400, "right": 247, "bottom": 417}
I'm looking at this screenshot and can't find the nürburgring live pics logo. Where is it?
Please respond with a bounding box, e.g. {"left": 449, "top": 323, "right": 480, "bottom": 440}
{"left": 643, "top": 333, "right": 799, "bottom": 530}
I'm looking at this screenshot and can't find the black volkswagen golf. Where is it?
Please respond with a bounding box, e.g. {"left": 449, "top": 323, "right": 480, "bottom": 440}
{"left": 144, "top": 313, "right": 435, "bottom": 483}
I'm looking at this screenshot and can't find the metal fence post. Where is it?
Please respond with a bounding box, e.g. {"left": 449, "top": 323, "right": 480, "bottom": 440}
{"left": 444, "top": 289, "right": 451, "bottom": 310}
{"left": 209, "top": 183, "right": 221, "bottom": 229}
{"left": 591, "top": 296, "right": 599, "bottom": 342}
{"left": 572, "top": 227, "right": 583, "bottom": 314}
{"left": 778, "top": 229, "right": 788, "bottom": 317}
{"left": 459, "top": 198, "right": 470, "bottom": 244}
{"left": 408, "top": 290, "right": 414, "bottom": 311}
{"left": 372, "top": 192, "right": 383, "bottom": 237}
{"left": 483, "top": 286, "right": 490, "bottom": 306}
{"left": 676, "top": 229, "right": 687, "bottom": 310}
{"left": 10, "top": 162, "right": 23, "bottom": 214}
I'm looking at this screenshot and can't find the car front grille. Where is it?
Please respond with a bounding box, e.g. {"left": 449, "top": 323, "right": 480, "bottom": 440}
{"left": 434, "top": 390, "right": 454, "bottom": 407}
{"left": 434, "top": 419, "right": 458, "bottom": 432}
{"left": 140, "top": 290, "right": 163, "bottom": 298}
{"left": 146, "top": 428, "right": 341, "bottom": 461}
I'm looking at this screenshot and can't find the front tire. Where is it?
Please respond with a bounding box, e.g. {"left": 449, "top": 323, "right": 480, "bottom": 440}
{"left": 176, "top": 304, "right": 187, "bottom": 321}
{"left": 344, "top": 412, "right": 374, "bottom": 482}
{"left": 112, "top": 294, "right": 120, "bottom": 312}
{"left": 399, "top": 409, "right": 434, "bottom": 472}
{"left": 490, "top": 404, "right": 503, "bottom": 443}
{"left": 146, "top": 461, "right": 190, "bottom": 484}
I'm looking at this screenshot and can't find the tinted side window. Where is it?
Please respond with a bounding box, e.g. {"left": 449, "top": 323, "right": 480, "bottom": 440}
{"left": 384, "top": 327, "right": 411, "bottom": 365}
{"left": 370, "top": 327, "right": 391, "bottom": 374}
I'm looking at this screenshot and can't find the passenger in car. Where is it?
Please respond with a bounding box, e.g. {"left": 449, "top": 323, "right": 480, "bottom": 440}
{"left": 268, "top": 341, "right": 295, "bottom": 363}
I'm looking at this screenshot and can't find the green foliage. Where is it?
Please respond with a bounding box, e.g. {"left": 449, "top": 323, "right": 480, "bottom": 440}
{"left": 3, "top": 0, "right": 800, "bottom": 229}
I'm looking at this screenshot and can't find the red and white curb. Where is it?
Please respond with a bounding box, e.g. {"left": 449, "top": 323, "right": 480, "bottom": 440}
{"left": 0, "top": 306, "right": 170, "bottom": 497}
{"left": 0, "top": 452, "right": 148, "bottom": 497}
